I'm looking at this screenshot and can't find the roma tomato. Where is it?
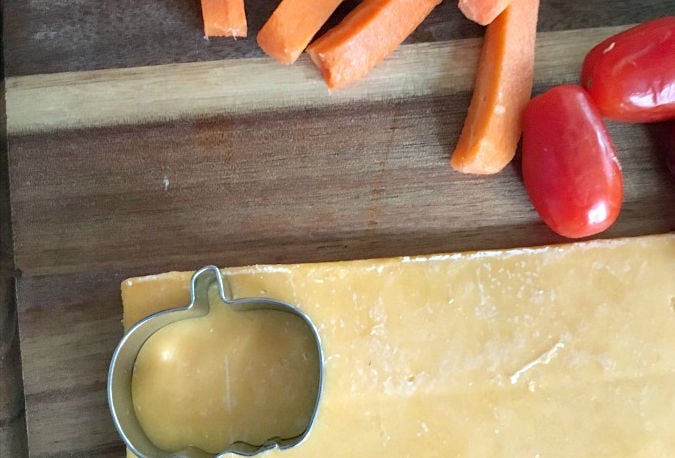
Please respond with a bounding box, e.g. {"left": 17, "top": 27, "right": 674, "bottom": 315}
{"left": 581, "top": 16, "right": 675, "bottom": 122}
{"left": 522, "top": 85, "right": 623, "bottom": 238}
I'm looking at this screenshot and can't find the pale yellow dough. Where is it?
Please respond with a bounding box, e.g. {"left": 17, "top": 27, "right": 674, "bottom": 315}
{"left": 131, "top": 289, "right": 320, "bottom": 453}
{"left": 123, "top": 234, "right": 675, "bottom": 457}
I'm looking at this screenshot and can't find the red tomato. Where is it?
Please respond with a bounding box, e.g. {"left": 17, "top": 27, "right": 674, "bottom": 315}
{"left": 522, "top": 85, "right": 623, "bottom": 238}
{"left": 581, "top": 16, "right": 675, "bottom": 123}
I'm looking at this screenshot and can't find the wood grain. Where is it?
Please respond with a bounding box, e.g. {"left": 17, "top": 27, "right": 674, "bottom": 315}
{"left": 1, "top": 60, "right": 29, "bottom": 456}
{"left": 16, "top": 271, "right": 130, "bottom": 457}
{"left": 7, "top": 26, "right": 627, "bottom": 134}
{"left": 9, "top": 100, "right": 675, "bottom": 277}
{"left": 1, "top": 0, "right": 465, "bottom": 77}
{"left": 4, "top": 0, "right": 675, "bottom": 456}
{"left": 5, "top": 0, "right": 673, "bottom": 77}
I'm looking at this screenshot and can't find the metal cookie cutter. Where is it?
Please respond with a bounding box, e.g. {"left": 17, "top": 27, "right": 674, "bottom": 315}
{"left": 108, "top": 265, "right": 324, "bottom": 458}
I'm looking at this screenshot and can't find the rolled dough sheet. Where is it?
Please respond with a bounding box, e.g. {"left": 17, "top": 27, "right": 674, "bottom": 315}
{"left": 123, "top": 233, "right": 675, "bottom": 457}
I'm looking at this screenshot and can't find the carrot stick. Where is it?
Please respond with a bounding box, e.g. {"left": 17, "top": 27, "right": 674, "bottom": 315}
{"left": 257, "top": 0, "right": 345, "bottom": 64}
{"left": 306, "top": 0, "right": 442, "bottom": 90}
{"left": 458, "top": 0, "right": 513, "bottom": 26}
{"left": 450, "top": 0, "right": 539, "bottom": 174}
{"left": 201, "top": 0, "right": 247, "bottom": 38}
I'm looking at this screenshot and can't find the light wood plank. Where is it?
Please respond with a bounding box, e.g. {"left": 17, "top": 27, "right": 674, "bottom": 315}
{"left": 6, "top": 27, "right": 627, "bottom": 134}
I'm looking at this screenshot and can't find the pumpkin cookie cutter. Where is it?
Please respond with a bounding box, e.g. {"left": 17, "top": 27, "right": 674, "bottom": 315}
{"left": 107, "top": 265, "right": 324, "bottom": 457}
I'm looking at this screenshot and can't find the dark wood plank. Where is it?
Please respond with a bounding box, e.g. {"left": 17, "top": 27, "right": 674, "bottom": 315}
{"left": 9, "top": 95, "right": 675, "bottom": 277}
{"left": 17, "top": 239, "right": 675, "bottom": 456}
{"left": 1, "top": 0, "right": 460, "bottom": 77}
{"left": 0, "top": 275, "right": 28, "bottom": 458}
{"left": 4, "top": 0, "right": 673, "bottom": 76}
{"left": 16, "top": 271, "right": 131, "bottom": 457}
{"left": 1, "top": 38, "right": 29, "bottom": 456}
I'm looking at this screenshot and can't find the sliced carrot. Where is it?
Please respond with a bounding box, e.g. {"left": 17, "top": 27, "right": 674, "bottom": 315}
{"left": 458, "top": 0, "right": 513, "bottom": 26}
{"left": 201, "top": 0, "right": 247, "bottom": 38}
{"left": 450, "top": 0, "right": 540, "bottom": 175}
{"left": 257, "top": 0, "right": 345, "bottom": 64}
{"left": 306, "top": 0, "right": 442, "bottom": 89}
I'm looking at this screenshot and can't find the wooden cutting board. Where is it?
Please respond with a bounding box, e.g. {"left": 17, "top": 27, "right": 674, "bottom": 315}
{"left": 2, "top": 0, "right": 674, "bottom": 456}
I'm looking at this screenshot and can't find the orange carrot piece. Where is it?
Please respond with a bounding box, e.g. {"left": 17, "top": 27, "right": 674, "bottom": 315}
{"left": 257, "top": 0, "right": 345, "bottom": 64}
{"left": 458, "top": 0, "right": 513, "bottom": 26}
{"left": 201, "top": 0, "right": 247, "bottom": 38}
{"left": 450, "top": 0, "right": 539, "bottom": 174}
{"left": 306, "top": 0, "right": 442, "bottom": 89}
